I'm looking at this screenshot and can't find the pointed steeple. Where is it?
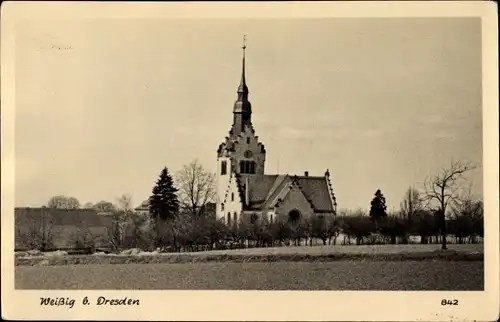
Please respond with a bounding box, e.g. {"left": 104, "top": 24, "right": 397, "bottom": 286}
{"left": 237, "top": 35, "right": 249, "bottom": 101}
{"left": 232, "top": 35, "right": 252, "bottom": 136}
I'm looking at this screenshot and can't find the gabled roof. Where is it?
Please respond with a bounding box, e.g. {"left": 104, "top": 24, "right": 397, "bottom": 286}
{"left": 236, "top": 174, "right": 335, "bottom": 213}
{"left": 14, "top": 207, "right": 112, "bottom": 250}
{"left": 15, "top": 207, "right": 109, "bottom": 227}
{"left": 135, "top": 199, "right": 149, "bottom": 210}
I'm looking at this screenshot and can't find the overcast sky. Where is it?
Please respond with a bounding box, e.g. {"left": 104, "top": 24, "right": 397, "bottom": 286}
{"left": 14, "top": 17, "right": 483, "bottom": 211}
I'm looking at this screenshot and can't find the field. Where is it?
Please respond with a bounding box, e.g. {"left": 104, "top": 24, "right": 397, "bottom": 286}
{"left": 16, "top": 261, "right": 483, "bottom": 290}
{"left": 15, "top": 244, "right": 483, "bottom": 290}
{"left": 15, "top": 243, "right": 484, "bottom": 266}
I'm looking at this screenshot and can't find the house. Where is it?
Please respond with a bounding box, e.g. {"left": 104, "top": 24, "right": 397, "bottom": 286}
{"left": 216, "top": 44, "right": 337, "bottom": 226}
{"left": 15, "top": 207, "right": 113, "bottom": 251}
{"left": 134, "top": 200, "right": 150, "bottom": 216}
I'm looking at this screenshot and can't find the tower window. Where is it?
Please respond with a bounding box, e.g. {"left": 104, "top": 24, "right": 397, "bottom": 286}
{"left": 227, "top": 212, "right": 231, "bottom": 226}
{"left": 239, "top": 160, "right": 256, "bottom": 174}
{"left": 221, "top": 160, "right": 227, "bottom": 175}
{"left": 246, "top": 137, "right": 251, "bottom": 144}
{"left": 233, "top": 212, "right": 237, "bottom": 223}
{"left": 231, "top": 193, "right": 234, "bottom": 201}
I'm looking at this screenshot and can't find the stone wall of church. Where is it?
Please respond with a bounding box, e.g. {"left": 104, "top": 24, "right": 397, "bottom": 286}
{"left": 216, "top": 156, "right": 232, "bottom": 218}
{"left": 218, "top": 174, "right": 243, "bottom": 226}
{"left": 275, "top": 184, "right": 314, "bottom": 222}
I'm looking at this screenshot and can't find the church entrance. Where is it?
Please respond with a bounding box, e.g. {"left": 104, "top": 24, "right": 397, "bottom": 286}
{"left": 288, "top": 209, "right": 301, "bottom": 223}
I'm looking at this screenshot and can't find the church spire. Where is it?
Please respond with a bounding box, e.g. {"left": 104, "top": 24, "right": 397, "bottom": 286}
{"left": 232, "top": 35, "right": 252, "bottom": 136}
{"left": 237, "top": 35, "right": 249, "bottom": 101}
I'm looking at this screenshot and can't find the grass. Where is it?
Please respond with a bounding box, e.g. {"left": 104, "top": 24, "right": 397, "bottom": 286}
{"left": 15, "top": 244, "right": 483, "bottom": 266}
{"left": 15, "top": 261, "right": 484, "bottom": 290}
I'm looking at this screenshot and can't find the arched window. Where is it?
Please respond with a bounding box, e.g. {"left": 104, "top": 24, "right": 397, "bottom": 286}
{"left": 221, "top": 203, "right": 225, "bottom": 212}
{"left": 227, "top": 212, "right": 231, "bottom": 226}
{"left": 231, "top": 192, "right": 234, "bottom": 201}
{"left": 239, "top": 160, "right": 256, "bottom": 174}
{"left": 221, "top": 160, "right": 227, "bottom": 175}
{"left": 233, "top": 212, "right": 237, "bottom": 223}
{"left": 250, "top": 213, "right": 258, "bottom": 224}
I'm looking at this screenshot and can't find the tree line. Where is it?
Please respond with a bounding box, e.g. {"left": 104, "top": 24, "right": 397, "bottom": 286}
{"left": 21, "top": 159, "right": 482, "bottom": 253}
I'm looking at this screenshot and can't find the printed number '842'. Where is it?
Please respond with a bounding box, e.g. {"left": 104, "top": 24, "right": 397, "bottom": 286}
{"left": 441, "top": 299, "right": 458, "bottom": 306}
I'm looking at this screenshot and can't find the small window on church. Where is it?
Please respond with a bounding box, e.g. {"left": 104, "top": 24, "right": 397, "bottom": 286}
{"left": 233, "top": 212, "right": 237, "bottom": 223}
{"left": 250, "top": 161, "right": 255, "bottom": 174}
{"left": 240, "top": 161, "right": 245, "bottom": 173}
{"left": 246, "top": 137, "right": 251, "bottom": 144}
{"left": 227, "top": 212, "right": 231, "bottom": 226}
{"left": 221, "top": 161, "right": 227, "bottom": 175}
{"left": 221, "top": 203, "right": 224, "bottom": 212}
{"left": 250, "top": 214, "right": 258, "bottom": 224}
{"left": 222, "top": 161, "right": 227, "bottom": 174}
{"left": 231, "top": 193, "right": 234, "bottom": 201}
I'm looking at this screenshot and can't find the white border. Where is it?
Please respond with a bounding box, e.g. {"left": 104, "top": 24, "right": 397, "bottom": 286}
{"left": 1, "top": 2, "right": 498, "bottom": 321}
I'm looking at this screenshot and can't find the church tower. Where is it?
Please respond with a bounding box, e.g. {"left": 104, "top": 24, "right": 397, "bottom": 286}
{"left": 216, "top": 39, "right": 266, "bottom": 220}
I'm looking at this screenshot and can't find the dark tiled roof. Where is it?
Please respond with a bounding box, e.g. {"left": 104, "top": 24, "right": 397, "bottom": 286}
{"left": 296, "top": 176, "right": 334, "bottom": 213}
{"left": 238, "top": 174, "right": 335, "bottom": 213}
{"left": 15, "top": 207, "right": 108, "bottom": 227}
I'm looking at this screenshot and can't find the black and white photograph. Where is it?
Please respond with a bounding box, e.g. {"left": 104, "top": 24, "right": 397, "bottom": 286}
{"left": 1, "top": 1, "right": 498, "bottom": 321}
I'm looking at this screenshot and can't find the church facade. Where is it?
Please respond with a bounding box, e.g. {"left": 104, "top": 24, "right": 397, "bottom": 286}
{"left": 216, "top": 46, "right": 337, "bottom": 226}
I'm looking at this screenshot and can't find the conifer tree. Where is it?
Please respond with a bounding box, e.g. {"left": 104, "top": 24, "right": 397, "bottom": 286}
{"left": 149, "top": 167, "right": 179, "bottom": 221}
{"left": 149, "top": 167, "right": 180, "bottom": 246}
{"left": 369, "top": 189, "right": 388, "bottom": 222}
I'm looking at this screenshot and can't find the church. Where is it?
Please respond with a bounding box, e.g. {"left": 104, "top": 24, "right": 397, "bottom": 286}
{"left": 216, "top": 44, "right": 337, "bottom": 226}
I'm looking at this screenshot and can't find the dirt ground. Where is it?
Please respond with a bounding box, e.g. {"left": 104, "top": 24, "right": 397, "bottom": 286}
{"left": 16, "top": 260, "right": 483, "bottom": 290}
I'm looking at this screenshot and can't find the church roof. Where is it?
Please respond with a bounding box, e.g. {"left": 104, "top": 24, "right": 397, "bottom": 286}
{"left": 236, "top": 174, "right": 335, "bottom": 213}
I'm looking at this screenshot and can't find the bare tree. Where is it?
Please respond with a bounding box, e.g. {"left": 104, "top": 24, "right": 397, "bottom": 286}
{"left": 83, "top": 202, "right": 94, "bottom": 209}
{"left": 400, "top": 186, "right": 423, "bottom": 225}
{"left": 47, "top": 195, "right": 80, "bottom": 209}
{"left": 423, "top": 160, "right": 476, "bottom": 250}
{"left": 106, "top": 193, "right": 135, "bottom": 251}
{"left": 17, "top": 207, "right": 56, "bottom": 251}
{"left": 176, "top": 159, "right": 216, "bottom": 217}
{"left": 93, "top": 200, "right": 116, "bottom": 213}
{"left": 450, "top": 184, "right": 484, "bottom": 244}
{"left": 116, "top": 193, "right": 133, "bottom": 212}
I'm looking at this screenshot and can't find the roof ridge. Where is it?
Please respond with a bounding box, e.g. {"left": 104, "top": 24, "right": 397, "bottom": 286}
{"left": 267, "top": 180, "right": 293, "bottom": 209}
{"left": 296, "top": 175, "right": 324, "bottom": 179}
{"left": 263, "top": 174, "right": 288, "bottom": 202}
